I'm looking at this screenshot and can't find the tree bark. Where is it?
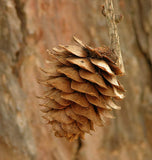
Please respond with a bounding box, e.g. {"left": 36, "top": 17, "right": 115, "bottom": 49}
{"left": 0, "top": 0, "right": 152, "bottom": 160}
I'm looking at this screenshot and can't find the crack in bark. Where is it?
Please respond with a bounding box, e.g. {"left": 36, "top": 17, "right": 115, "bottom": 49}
{"left": 129, "top": 1, "right": 152, "bottom": 80}
{"left": 13, "top": 0, "right": 28, "bottom": 63}
{"left": 73, "top": 138, "right": 82, "bottom": 160}
{"left": 132, "top": 19, "right": 152, "bottom": 75}
{"left": 130, "top": 0, "right": 152, "bottom": 70}
{"left": 14, "top": 0, "right": 27, "bottom": 45}
{"left": 12, "top": 0, "right": 27, "bottom": 78}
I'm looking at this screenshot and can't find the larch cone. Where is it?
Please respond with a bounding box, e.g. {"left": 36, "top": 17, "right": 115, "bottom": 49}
{"left": 39, "top": 37, "right": 125, "bottom": 141}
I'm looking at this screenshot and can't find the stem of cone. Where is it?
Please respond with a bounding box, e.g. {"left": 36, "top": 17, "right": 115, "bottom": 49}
{"left": 103, "top": 0, "right": 125, "bottom": 75}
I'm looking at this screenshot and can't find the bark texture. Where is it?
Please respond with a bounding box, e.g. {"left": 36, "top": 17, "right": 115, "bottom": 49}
{"left": 0, "top": 0, "right": 152, "bottom": 160}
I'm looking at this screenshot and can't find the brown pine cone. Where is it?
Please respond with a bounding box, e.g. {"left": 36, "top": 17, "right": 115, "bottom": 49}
{"left": 39, "top": 37, "right": 125, "bottom": 141}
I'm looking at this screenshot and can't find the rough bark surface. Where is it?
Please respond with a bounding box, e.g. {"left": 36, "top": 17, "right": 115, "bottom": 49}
{"left": 0, "top": 0, "right": 152, "bottom": 160}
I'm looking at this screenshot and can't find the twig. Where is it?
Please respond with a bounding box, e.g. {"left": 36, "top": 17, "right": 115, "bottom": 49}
{"left": 102, "top": 0, "right": 125, "bottom": 74}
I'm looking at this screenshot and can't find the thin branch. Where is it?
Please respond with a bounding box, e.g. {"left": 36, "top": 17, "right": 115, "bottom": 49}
{"left": 103, "top": 0, "right": 125, "bottom": 74}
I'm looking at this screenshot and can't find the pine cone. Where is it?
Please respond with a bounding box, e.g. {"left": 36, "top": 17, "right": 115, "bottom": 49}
{"left": 39, "top": 37, "right": 125, "bottom": 141}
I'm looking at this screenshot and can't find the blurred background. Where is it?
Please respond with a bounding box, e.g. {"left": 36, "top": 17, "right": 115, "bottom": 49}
{"left": 0, "top": 0, "right": 152, "bottom": 160}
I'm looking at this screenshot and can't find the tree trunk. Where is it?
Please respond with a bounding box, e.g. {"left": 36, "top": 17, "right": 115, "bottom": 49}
{"left": 0, "top": 0, "right": 152, "bottom": 160}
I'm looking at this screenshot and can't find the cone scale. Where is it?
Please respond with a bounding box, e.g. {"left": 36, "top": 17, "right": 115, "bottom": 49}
{"left": 39, "top": 37, "right": 125, "bottom": 141}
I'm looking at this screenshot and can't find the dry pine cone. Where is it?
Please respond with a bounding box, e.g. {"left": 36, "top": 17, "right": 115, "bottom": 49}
{"left": 39, "top": 37, "right": 125, "bottom": 141}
